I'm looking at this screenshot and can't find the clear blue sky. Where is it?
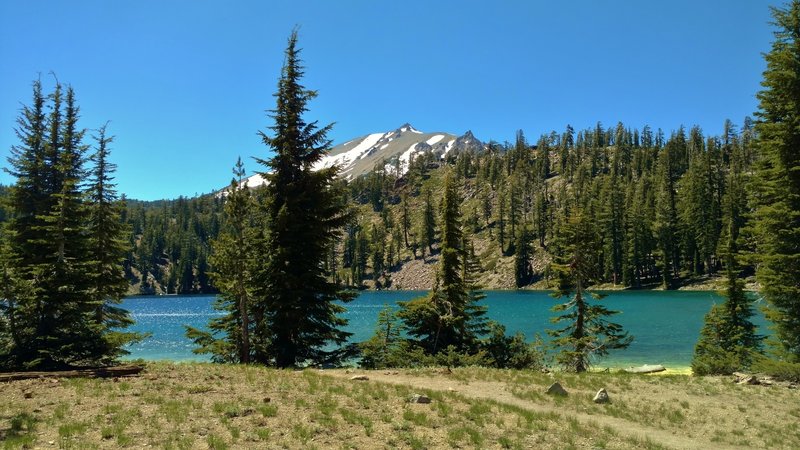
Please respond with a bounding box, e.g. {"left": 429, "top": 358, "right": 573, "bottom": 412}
{"left": 0, "top": 0, "right": 780, "bottom": 200}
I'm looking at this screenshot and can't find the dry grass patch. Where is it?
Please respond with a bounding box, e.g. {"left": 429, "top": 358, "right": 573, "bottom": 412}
{"left": 409, "top": 366, "right": 800, "bottom": 449}
{"left": 0, "top": 362, "right": 675, "bottom": 449}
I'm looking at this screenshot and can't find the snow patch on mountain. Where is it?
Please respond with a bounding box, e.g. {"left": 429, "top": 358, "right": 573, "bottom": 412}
{"left": 443, "top": 139, "right": 455, "bottom": 155}
{"left": 398, "top": 142, "right": 420, "bottom": 173}
{"left": 426, "top": 134, "right": 445, "bottom": 146}
{"left": 317, "top": 132, "right": 385, "bottom": 167}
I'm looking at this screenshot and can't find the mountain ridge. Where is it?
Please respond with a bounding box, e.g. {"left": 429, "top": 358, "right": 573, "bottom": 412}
{"left": 240, "top": 124, "right": 484, "bottom": 189}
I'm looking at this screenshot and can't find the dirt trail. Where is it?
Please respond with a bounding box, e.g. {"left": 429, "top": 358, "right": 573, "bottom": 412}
{"left": 324, "top": 370, "right": 746, "bottom": 450}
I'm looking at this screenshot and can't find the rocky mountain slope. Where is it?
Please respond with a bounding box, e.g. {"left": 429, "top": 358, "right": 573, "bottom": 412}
{"left": 241, "top": 123, "right": 484, "bottom": 187}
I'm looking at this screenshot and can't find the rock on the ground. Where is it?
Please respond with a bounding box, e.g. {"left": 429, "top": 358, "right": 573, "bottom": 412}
{"left": 624, "top": 364, "right": 666, "bottom": 374}
{"left": 734, "top": 373, "right": 760, "bottom": 385}
{"left": 545, "top": 382, "right": 568, "bottom": 396}
{"left": 408, "top": 393, "right": 431, "bottom": 404}
{"left": 350, "top": 375, "right": 369, "bottom": 381}
{"left": 593, "top": 388, "right": 610, "bottom": 404}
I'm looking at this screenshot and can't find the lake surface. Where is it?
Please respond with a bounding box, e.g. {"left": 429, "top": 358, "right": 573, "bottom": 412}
{"left": 122, "top": 290, "right": 770, "bottom": 369}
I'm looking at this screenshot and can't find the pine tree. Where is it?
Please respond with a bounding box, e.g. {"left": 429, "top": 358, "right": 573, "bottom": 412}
{"left": 187, "top": 158, "right": 255, "bottom": 363}
{"left": 420, "top": 187, "right": 436, "bottom": 256}
{"left": 252, "top": 31, "right": 354, "bottom": 367}
{"left": 497, "top": 185, "right": 507, "bottom": 252}
{"left": 400, "top": 193, "right": 411, "bottom": 247}
{"left": 514, "top": 227, "right": 534, "bottom": 287}
{"left": 1, "top": 80, "right": 47, "bottom": 368}
{"left": 751, "top": 1, "right": 800, "bottom": 362}
{"left": 692, "top": 145, "right": 762, "bottom": 375}
{"left": 2, "top": 80, "right": 137, "bottom": 369}
{"left": 398, "top": 171, "right": 488, "bottom": 355}
{"left": 599, "top": 173, "right": 624, "bottom": 285}
{"left": 369, "top": 222, "right": 386, "bottom": 285}
{"left": 548, "top": 208, "right": 632, "bottom": 372}
{"left": 86, "top": 123, "right": 141, "bottom": 363}
{"left": 654, "top": 132, "right": 682, "bottom": 288}
{"left": 359, "top": 305, "right": 403, "bottom": 369}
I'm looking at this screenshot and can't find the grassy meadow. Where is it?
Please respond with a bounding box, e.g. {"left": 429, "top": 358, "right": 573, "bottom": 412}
{"left": 1, "top": 363, "right": 798, "bottom": 449}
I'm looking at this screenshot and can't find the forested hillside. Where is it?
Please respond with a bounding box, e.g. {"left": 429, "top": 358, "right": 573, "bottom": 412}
{"left": 339, "top": 119, "right": 755, "bottom": 291}
{"left": 123, "top": 196, "right": 223, "bottom": 294}
{"left": 110, "top": 116, "right": 756, "bottom": 294}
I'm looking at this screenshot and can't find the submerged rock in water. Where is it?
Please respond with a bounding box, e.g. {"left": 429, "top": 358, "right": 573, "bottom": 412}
{"left": 625, "top": 364, "right": 666, "bottom": 374}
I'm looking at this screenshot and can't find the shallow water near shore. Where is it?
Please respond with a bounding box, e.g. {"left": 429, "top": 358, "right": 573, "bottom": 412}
{"left": 122, "top": 290, "right": 769, "bottom": 369}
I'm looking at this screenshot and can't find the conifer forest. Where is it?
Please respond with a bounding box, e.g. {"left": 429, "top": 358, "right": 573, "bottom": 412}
{"left": 1, "top": 2, "right": 799, "bottom": 380}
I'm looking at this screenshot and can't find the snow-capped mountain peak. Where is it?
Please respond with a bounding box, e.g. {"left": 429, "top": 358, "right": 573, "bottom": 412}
{"left": 237, "top": 124, "right": 484, "bottom": 190}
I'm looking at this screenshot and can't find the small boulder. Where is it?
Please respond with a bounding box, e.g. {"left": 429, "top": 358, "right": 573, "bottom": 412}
{"left": 737, "top": 375, "right": 760, "bottom": 385}
{"left": 545, "top": 382, "right": 568, "bottom": 396}
{"left": 350, "top": 375, "right": 369, "bottom": 381}
{"left": 733, "top": 372, "right": 760, "bottom": 385}
{"left": 408, "top": 394, "right": 431, "bottom": 404}
{"left": 593, "top": 388, "right": 610, "bottom": 404}
{"left": 23, "top": 391, "right": 33, "bottom": 399}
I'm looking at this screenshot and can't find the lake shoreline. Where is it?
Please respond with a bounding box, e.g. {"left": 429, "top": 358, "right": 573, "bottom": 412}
{"left": 121, "top": 291, "right": 769, "bottom": 368}
{"left": 119, "top": 356, "right": 695, "bottom": 375}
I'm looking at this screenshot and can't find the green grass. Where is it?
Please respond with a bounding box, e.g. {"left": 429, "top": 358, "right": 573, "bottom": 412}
{"left": 3, "top": 362, "right": 798, "bottom": 449}
{"left": 402, "top": 409, "right": 430, "bottom": 427}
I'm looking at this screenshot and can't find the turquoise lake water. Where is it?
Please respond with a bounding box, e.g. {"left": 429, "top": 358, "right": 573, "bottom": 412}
{"left": 122, "top": 290, "right": 770, "bottom": 369}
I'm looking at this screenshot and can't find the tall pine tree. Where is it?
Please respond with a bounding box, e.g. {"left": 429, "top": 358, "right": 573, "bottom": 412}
{"left": 693, "top": 143, "right": 762, "bottom": 375}
{"left": 252, "top": 31, "right": 354, "bottom": 368}
{"left": 548, "top": 208, "right": 632, "bottom": 372}
{"left": 751, "top": 1, "right": 800, "bottom": 362}
{"left": 187, "top": 158, "right": 256, "bottom": 363}
{"left": 398, "top": 171, "right": 488, "bottom": 355}
{"left": 86, "top": 123, "right": 142, "bottom": 363}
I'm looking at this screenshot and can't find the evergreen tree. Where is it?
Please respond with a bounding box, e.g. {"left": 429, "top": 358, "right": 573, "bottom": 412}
{"left": 359, "top": 305, "right": 403, "bottom": 369}
{"left": 86, "top": 124, "right": 142, "bottom": 363}
{"left": 2, "top": 80, "right": 138, "bottom": 369}
{"left": 751, "top": 1, "right": 800, "bottom": 362}
{"left": 252, "top": 31, "right": 354, "bottom": 367}
{"left": 654, "top": 132, "right": 682, "bottom": 288}
{"left": 398, "top": 171, "right": 488, "bottom": 355}
{"left": 497, "top": 185, "right": 507, "bottom": 252}
{"left": 369, "top": 222, "right": 386, "bottom": 284}
{"left": 420, "top": 187, "right": 436, "bottom": 256}
{"left": 350, "top": 223, "right": 369, "bottom": 285}
{"left": 514, "top": 227, "right": 534, "bottom": 287}
{"left": 692, "top": 146, "right": 762, "bottom": 375}
{"left": 187, "top": 158, "right": 255, "bottom": 363}
{"left": 599, "top": 173, "right": 625, "bottom": 285}
{"left": 548, "top": 209, "right": 632, "bottom": 372}
{"left": 400, "top": 193, "right": 411, "bottom": 247}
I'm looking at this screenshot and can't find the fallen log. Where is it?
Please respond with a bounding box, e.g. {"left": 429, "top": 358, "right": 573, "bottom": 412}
{"left": 0, "top": 365, "right": 144, "bottom": 382}
{"left": 624, "top": 364, "right": 666, "bottom": 374}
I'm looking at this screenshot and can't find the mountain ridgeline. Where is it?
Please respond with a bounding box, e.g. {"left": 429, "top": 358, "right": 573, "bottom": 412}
{"left": 109, "top": 118, "right": 755, "bottom": 295}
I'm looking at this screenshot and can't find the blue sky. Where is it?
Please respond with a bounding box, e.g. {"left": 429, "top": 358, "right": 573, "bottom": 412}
{"left": 0, "top": 0, "right": 780, "bottom": 200}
